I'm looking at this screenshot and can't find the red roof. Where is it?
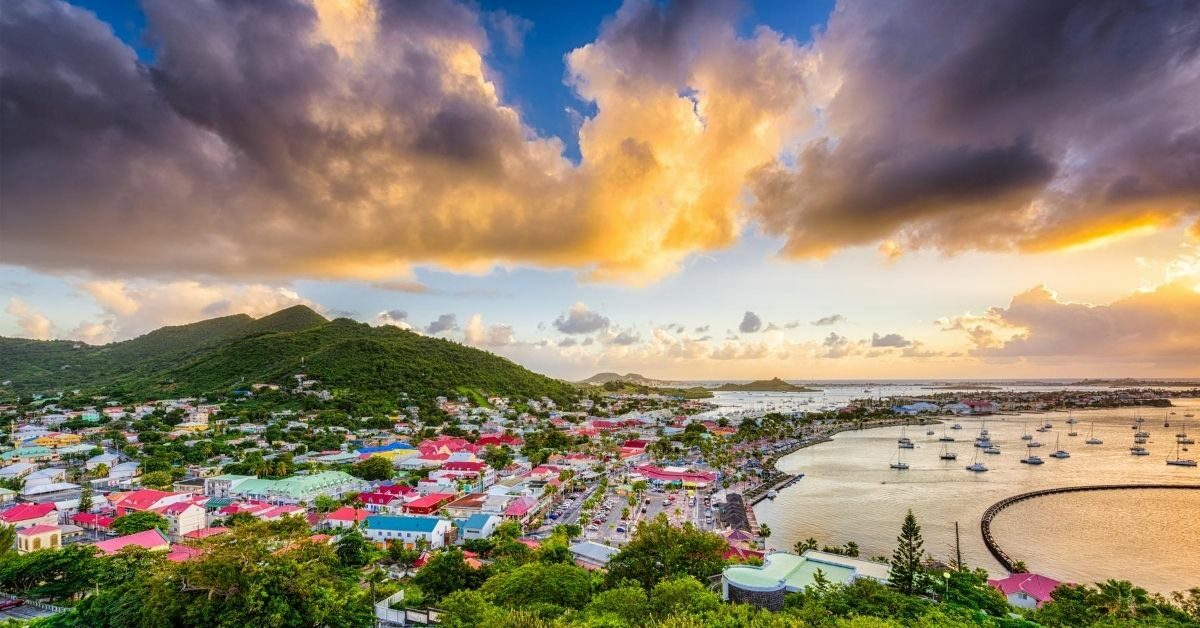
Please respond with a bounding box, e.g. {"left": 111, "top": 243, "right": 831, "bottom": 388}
{"left": 184, "top": 526, "right": 228, "bottom": 539}
{"left": 117, "top": 488, "right": 176, "bottom": 511}
{"left": 374, "top": 484, "right": 415, "bottom": 496}
{"left": 503, "top": 496, "right": 537, "bottom": 517}
{"left": 634, "top": 464, "right": 717, "bottom": 484}
{"left": 476, "top": 434, "right": 521, "bottom": 447}
{"left": 157, "top": 502, "right": 198, "bottom": 515}
{"left": 166, "top": 545, "right": 204, "bottom": 562}
{"left": 72, "top": 512, "right": 114, "bottom": 528}
{"left": 405, "top": 493, "right": 455, "bottom": 510}
{"left": 622, "top": 439, "right": 648, "bottom": 449}
{"left": 988, "top": 573, "right": 1063, "bottom": 606}
{"left": 359, "top": 492, "right": 401, "bottom": 505}
{"left": 93, "top": 529, "right": 170, "bottom": 555}
{"left": 0, "top": 502, "right": 56, "bottom": 523}
{"left": 325, "top": 506, "right": 370, "bottom": 522}
{"left": 442, "top": 461, "right": 487, "bottom": 473}
{"left": 17, "top": 524, "right": 60, "bottom": 536}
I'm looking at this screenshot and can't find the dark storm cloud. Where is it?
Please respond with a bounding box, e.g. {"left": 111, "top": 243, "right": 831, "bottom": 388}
{"left": 750, "top": 0, "right": 1200, "bottom": 258}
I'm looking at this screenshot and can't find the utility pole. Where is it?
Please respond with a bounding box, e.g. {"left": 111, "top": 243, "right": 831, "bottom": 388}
{"left": 954, "top": 521, "right": 963, "bottom": 571}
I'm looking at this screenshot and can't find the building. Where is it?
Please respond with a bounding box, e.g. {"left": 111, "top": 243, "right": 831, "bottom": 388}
{"left": 0, "top": 502, "right": 58, "bottom": 529}
{"left": 362, "top": 515, "right": 452, "bottom": 549}
{"left": 323, "top": 506, "right": 370, "bottom": 530}
{"left": 17, "top": 524, "right": 62, "bottom": 554}
{"left": 569, "top": 541, "right": 620, "bottom": 570}
{"left": 633, "top": 464, "right": 718, "bottom": 488}
{"left": 114, "top": 489, "right": 191, "bottom": 516}
{"left": 722, "top": 551, "right": 891, "bottom": 611}
{"left": 457, "top": 513, "right": 501, "bottom": 540}
{"left": 403, "top": 493, "right": 455, "bottom": 515}
{"left": 0, "top": 462, "right": 35, "bottom": 481}
{"left": 155, "top": 502, "right": 207, "bottom": 540}
{"left": 92, "top": 528, "right": 172, "bottom": 555}
{"left": 988, "top": 573, "right": 1063, "bottom": 609}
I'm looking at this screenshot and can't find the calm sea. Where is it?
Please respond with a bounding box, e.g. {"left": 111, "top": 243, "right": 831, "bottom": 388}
{"left": 748, "top": 394, "right": 1200, "bottom": 594}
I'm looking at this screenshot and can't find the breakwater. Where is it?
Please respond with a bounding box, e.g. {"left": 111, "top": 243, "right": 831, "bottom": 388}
{"left": 980, "top": 483, "right": 1200, "bottom": 573}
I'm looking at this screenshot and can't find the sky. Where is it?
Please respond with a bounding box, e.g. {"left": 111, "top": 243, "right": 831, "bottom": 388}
{"left": 1, "top": 0, "right": 1199, "bottom": 381}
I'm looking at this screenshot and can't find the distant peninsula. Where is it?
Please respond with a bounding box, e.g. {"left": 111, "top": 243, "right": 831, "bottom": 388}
{"left": 715, "top": 377, "right": 820, "bottom": 392}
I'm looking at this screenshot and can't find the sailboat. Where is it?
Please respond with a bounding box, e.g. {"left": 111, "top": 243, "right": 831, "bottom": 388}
{"left": 966, "top": 450, "right": 988, "bottom": 472}
{"left": 1020, "top": 443, "right": 1044, "bottom": 465}
{"left": 1066, "top": 414, "right": 1078, "bottom": 425}
{"left": 1130, "top": 430, "right": 1150, "bottom": 456}
{"left": 1020, "top": 421, "right": 1033, "bottom": 441}
{"left": 1051, "top": 435, "right": 1070, "bottom": 459}
{"left": 1086, "top": 422, "right": 1103, "bottom": 445}
{"left": 890, "top": 445, "right": 910, "bottom": 470}
{"left": 898, "top": 423, "right": 913, "bottom": 446}
{"left": 939, "top": 425, "right": 956, "bottom": 442}
{"left": 939, "top": 443, "right": 958, "bottom": 460}
{"left": 1178, "top": 423, "right": 1195, "bottom": 445}
{"left": 1167, "top": 441, "right": 1198, "bottom": 467}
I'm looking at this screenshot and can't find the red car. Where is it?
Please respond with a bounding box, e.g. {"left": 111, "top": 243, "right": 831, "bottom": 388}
{"left": 0, "top": 599, "right": 25, "bottom": 611}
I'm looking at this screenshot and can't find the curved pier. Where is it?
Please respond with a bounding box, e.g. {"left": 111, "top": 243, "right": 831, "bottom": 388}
{"left": 980, "top": 483, "right": 1200, "bottom": 572}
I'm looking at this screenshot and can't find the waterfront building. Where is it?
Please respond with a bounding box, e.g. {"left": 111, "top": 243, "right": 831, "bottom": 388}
{"left": 722, "top": 551, "right": 890, "bottom": 611}
{"left": 988, "top": 573, "right": 1063, "bottom": 609}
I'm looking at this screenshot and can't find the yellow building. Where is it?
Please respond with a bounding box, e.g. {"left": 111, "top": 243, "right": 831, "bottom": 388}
{"left": 17, "top": 524, "right": 62, "bottom": 554}
{"left": 34, "top": 433, "right": 82, "bottom": 448}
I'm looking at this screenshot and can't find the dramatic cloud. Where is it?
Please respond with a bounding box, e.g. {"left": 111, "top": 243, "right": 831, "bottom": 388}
{"left": 424, "top": 314, "right": 459, "bottom": 335}
{"left": 821, "top": 332, "right": 855, "bottom": 358}
{"left": 374, "top": 309, "right": 410, "bottom": 329}
{"left": 812, "top": 314, "right": 845, "bottom": 326}
{"left": 947, "top": 280, "right": 1200, "bottom": 366}
{"left": 871, "top": 333, "right": 912, "bottom": 348}
{"left": 487, "top": 9, "right": 533, "bottom": 55}
{"left": 69, "top": 280, "right": 316, "bottom": 343}
{"left": 749, "top": 0, "right": 1200, "bottom": 260}
{"left": 0, "top": 0, "right": 809, "bottom": 284}
{"left": 738, "top": 311, "right": 763, "bottom": 333}
{"left": 553, "top": 302, "right": 611, "bottom": 334}
{"left": 5, "top": 298, "right": 53, "bottom": 340}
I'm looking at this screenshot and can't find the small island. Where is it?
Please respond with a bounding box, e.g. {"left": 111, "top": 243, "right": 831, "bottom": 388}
{"left": 715, "top": 377, "right": 821, "bottom": 392}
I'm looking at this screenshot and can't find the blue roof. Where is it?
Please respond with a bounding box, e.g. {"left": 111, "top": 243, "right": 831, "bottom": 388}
{"left": 462, "top": 513, "right": 497, "bottom": 530}
{"left": 357, "top": 442, "right": 414, "bottom": 454}
{"left": 365, "top": 515, "right": 441, "bottom": 533}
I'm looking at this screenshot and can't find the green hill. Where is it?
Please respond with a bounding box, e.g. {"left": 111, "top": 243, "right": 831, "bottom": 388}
{"left": 715, "top": 377, "right": 820, "bottom": 392}
{"left": 0, "top": 306, "right": 575, "bottom": 406}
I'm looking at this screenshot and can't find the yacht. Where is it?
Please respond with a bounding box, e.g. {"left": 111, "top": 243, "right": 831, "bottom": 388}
{"left": 1134, "top": 436, "right": 1147, "bottom": 444}
{"left": 983, "top": 445, "right": 1002, "bottom": 455}
{"left": 1020, "top": 421, "right": 1033, "bottom": 441}
{"left": 1130, "top": 431, "right": 1150, "bottom": 456}
{"left": 926, "top": 429, "right": 936, "bottom": 436}
{"left": 1066, "top": 415, "right": 1078, "bottom": 425}
{"left": 890, "top": 446, "right": 910, "bottom": 470}
{"left": 939, "top": 443, "right": 958, "bottom": 460}
{"left": 1135, "top": 429, "right": 1150, "bottom": 438}
{"left": 1036, "top": 425, "right": 1051, "bottom": 433}
{"left": 1167, "top": 442, "right": 1197, "bottom": 467}
{"left": 1028, "top": 440, "right": 1043, "bottom": 448}
{"left": 966, "top": 451, "right": 988, "bottom": 472}
{"left": 1051, "top": 436, "right": 1070, "bottom": 459}
{"left": 899, "top": 440, "right": 915, "bottom": 449}
{"left": 1043, "top": 421, "right": 1053, "bottom": 429}
{"left": 1086, "top": 422, "right": 1103, "bottom": 445}
{"left": 766, "top": 490, "right": 779, "bottom": 499}
{"left": 939, "top": 426, "right": 956, "bottom": 442}
{"left": 951, "top": 424, "right": 963, "bottom": 430}
{"left": 1020, "top": 444, "right": 1044, "bottom": 465}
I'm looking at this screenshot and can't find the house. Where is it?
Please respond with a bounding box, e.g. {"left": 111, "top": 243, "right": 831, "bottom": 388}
{"left": 0, "top": 502, "right": 58, "bottom": 529}
{"left": 357, "top": 491, "right": 406, "bottom": 513}
{"left": 988, "top": 573, "right": 1064, "bottom": 609}
{"left": 501, "top": 495, "right": 539, "bottom": 525}
{"left": 362, "top": 515, "right": 452, "bottom": 549}
{"left": 402, "top": 493, "right": 455, "bottom": 515}
{"left": 24, "top": 467, "right": 67, "bottom": 487}
{"left": 17, "top": 524, "right": 62, "bottom": 554}
{"left": 115, "top": 489, "right": 190, "bottom": 516}
{"left": 632, "top": 464, "right": 718, "bottom": 488}
{"left": 154, "top": 502, "right": 207, "bottom": 539}
{"left": 457, "top": 513, "right": 501, "bottom": 540}
{"left": 86, "top": 453, "right": 120, "bottom": 471}
{"left": 107, "top": 462, "right": 141, "bottom": 481}
{"left": 92, "top": 528, "right": 172, "bottom": 555}
{"left": 569, "top": 541, "right": 620, "bottom": 570}
{"left": 0, "top": 462, "right": 35, "bottom": 481}
{"left": 72, "top": 512, "right": 115, "bottom": 531}
{"left": 323, "top": 506, "right": 370, "bottom": 530}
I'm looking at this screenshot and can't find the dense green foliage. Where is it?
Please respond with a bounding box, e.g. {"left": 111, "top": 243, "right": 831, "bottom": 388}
{"left": 603, "top": 515, "right": 727, "bottom": 591}
{"left": 110, "top": 512, "right": 169, "bottom": 536}
{"left": 0, "top": 305, "right": 576, "bottom": 407}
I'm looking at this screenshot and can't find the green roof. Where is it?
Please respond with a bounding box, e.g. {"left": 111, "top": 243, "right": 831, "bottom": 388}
{"left": 0, "top": 446, "right": 52, "bottom": 460}
{"left": 723, "top": 553, "right": 855, "bottom": 592}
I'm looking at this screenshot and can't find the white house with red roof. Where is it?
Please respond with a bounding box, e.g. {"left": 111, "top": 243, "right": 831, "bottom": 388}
{"left": 153, "top": 501, "right": 206, "bottom": 540}
{"left": 0, "top": 502, "right": 58, "bottom": 528}
{"left": 115, "top": 489, "right": 191, "bottom": 516}
{"left": 323, "top": 506, "right": 371, "bottom": 529}
{"left": 988, "top": 573, "right": 1064, "bottom": 609}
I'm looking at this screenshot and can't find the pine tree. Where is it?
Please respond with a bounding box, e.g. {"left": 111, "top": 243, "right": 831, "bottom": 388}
{"left": 890, "top": 509, "right": 926, "bottom": 595}
{"left": 78, "top": 484, "right": 93, "bottom": 513}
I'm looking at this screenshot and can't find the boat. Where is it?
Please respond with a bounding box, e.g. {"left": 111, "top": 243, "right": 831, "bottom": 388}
{"left": 1135, "top": 429, "right": 1150, "bottom": 438}
{"left": 966, "top": 450, "right": 988, "bottom": 472}
{"left": 1066, "top": 415, "right": 1078, "bottom": 425}
{"left": 939, "top": 443, "right": 958, "bottom": 460}
{"left": 983, "top": 445, "right": 1002, "bottom": 455}
{"left": 1185, "top": 413, "right": 1195, "bottom": 418}
{"left": 951, "top": 424, "right": 963, "bottom": 430}
{"left": 1020, "top": 444, "right": 1044, "bottom": 465}
{"left": 1167, "top": 442, "right": 1198, "bottom": 467}
{"left": 766, "top": 490, "right": 779, "bottom": 499}
{"left": 899, "top": 441, "right": 915, "bottom": 449}
{"left": 1130, "top": 431, "right": 1150, "bottom": 456}
{"left": 939, "top": 426, "right": 956, "bottom": 442}
{"left": 1085, "top": 422, "right": 1103, "bottom": 445}
{"left": 1020, "top": 421, "right": 1032, "bottom": 441}
{"left": 1043, "top": 421, "right": 1053, "bottom": 429}
{"left": 890, "top": 446, "right": 910, "bottom": 470}
{"left": 926, "top": 429, "right": 935, "bottom": 436}
{"left": 1051, "top": 435, "right": 1070, "bottom": 459}
{"left": 1036, "top": 426, "right": 1051, "bottom": 433}
{"left": 1028, "top": 441, "right": 1043, "bottom": 448}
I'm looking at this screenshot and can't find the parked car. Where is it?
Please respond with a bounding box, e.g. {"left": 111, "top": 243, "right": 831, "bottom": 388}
{"left": 0, "top": 599, "right": 25, "bottom": 611}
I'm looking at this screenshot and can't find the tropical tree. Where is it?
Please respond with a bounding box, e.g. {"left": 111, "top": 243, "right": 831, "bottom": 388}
{"left": 1094, "top": 579, "right": 1153, "bottom": 619}
{"left": 412, "top": 549, "right": 490, "bottom": 602}
{"left": 78, "top": 484, "right": 94, "bottom": 513}
{"left": 139, "top": 470, "right": 174, "bottom": 490}
{"left": 605, "top": 515, "right": 726, "bottom": 590}
{"left": 351, "top": 456, "right": 394, "bottom": 481}
{"left": 889, "top": 509, "right": 926, "bottom": 595}
{"left": 794, "top": 537, "right": 819, "bottom": 554}
{"left": 759, "top": 523, "right": 772, "bottom": 539}
{"left": 335, "top": 528, "right": 378, "bottom": 568}
{"left": 111, "top": 511, "right": 169, "bottom": 535}
{"left": 0, "top": 524, "right": 16, "bottom": 558}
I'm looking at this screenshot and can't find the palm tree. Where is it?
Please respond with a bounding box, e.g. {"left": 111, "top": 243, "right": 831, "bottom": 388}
{"left": 1095, "top": 579, "right": 1151, "bottom": 619}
